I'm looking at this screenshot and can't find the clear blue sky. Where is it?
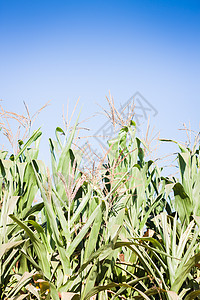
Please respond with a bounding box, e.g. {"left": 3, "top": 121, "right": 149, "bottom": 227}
{"left": 0, "top": 0, "right": 200, "bottom": 164}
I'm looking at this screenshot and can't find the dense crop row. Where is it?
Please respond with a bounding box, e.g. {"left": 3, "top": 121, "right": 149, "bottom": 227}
{"left": 0, "top": 118, "right": 200, "bottom": 299}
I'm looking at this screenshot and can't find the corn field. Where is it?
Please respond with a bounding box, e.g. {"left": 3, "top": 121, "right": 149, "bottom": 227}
{"left": 0, "top": 108, "right": 200, "bottom": 299}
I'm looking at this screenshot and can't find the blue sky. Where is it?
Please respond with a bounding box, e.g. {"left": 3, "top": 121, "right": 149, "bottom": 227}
{"left": 0, "top": 0, "right": 200, "bottom": 165}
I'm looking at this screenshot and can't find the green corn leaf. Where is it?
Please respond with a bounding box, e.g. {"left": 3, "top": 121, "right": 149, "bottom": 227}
{"left": 81, "top": 263, "right": 98, "bottom": 299}
{"left": 171, "top": 252, "right": 200, "bottom": 293}
{"left": 14, "top": 128, "right": 42, "bottom": 162}
{"left": 83, "top": 207, "right": 102, "bottom": 263}
{"left": 173, "top": 183, "right": 192, "bottom": 226}
{"left": 9, "top": 214, "right": 51, "bottom": 279}
{"left": 66, "top": 204, "right": 102, "bottom": 258}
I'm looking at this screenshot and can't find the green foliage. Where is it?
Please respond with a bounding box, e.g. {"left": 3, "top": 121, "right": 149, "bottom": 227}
{"left": 0, "top": 119, "right": 200, "bottom": 299}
